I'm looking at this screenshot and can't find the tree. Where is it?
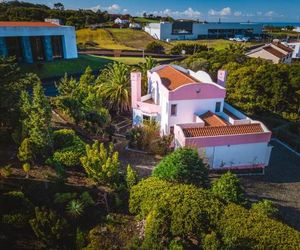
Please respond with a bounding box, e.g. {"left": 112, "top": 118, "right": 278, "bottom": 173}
{"left": 29, "top": 207, "right": 68, "bottom": 247}
{"left": 53, "top": 2, "right": 64, "bottom": 11}
{"left": 126, "top": 165, "right": 138, "bottom": 190}
{"left": 22, "top": 163, "right": 30, "bottom": 179}
{"left": 211, "top": 172, "right": 245, "bottom": 204}
{"left": 18, "top": 138, "right": 33, "bottom": 163}
{"left": 145, "top": 41, "right": 165, "bottom": 54}
{"left": 80, "top": 141, "right": 120, "bottom": 186}
{"left": 152, "top": 148, "right": 209, "bottom": 186}
{"left": 137, "top": 57, "right": 158, "bottom": 94}
{"left": 96, "top": 63, "right": 131, "bottom": 113}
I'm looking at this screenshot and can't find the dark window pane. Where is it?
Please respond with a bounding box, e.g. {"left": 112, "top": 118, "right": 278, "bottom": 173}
{"left": 30, "top": 36, "right": 44, "bottom": 61}
{"left": 215, "top": 102, "right": 221, "bottom": 113}
{"left": 51, "top": 36, "right": 63, "bottom": 59}
{"left": 6, "top": 37, "right": 22, "bottom": 61}
{"left": 171, "top": 104, "right": 177, "bottom": 116}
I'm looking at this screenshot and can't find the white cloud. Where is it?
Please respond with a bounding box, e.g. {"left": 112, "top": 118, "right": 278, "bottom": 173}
{"left": 234, "top": 11, "right": 242, "bottom": 17}
{"left": 123, "top": 9, "right": 128, "bottom": 13}
{"left": 144, "top": 7, "right": 201, "bottom": 19}
{"left": 265, "top": 11, "right": 275, "bottom": 17}
{"left": 90, "top": 3, "right": 121, "bottom": 13}
{"left": 208, "top": 7, "right": 231, "bottom": 16}
{"left": 108, "top": 4, "right": 120, "bottom": 12}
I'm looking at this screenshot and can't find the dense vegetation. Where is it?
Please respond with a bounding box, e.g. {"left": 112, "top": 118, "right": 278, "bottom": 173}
{"left": 0, "top": 1, "right": 109, "bottom": 29}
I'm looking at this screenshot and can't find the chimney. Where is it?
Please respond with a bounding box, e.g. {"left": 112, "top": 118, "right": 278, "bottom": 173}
{"left": 131, "top": 72, "right": 141, "bottom": 109}
{"left": 217, "top": 70, "right": 227, "bottom": 87}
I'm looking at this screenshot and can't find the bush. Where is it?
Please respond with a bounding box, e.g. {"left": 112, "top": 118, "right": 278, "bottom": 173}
{"left": 211, "top": 172, "right": 245, "bottom": 205}
{"left": 54, "top": 192, "right": 77, "bottom": 204}
{"left": 29, "top": 207, "right": 69, "bottom": 247}
{"left": 203, "top": 231, "right": 220, "bottom": 250}
{"left": 18, "top": 138, "right": 33, "bottom": 163}
{"left": 171, "top": 43, "right": 208, "bottom": 55}
{"left": 2, "top": 213, "right": 28, "bottom": 227}
{"left": 145, "top": 41, "right": 165, "bottom": 54}
{"left": 251, "top": 199, "right": 279, "bottom": 218}
{"left": 217, "top": 203, "right": 300, "bottom": 249}
{"left": 126, "top": 165, "right": 138, "bottom": 190}
{"left": 152, "top": 148, "right": 209, "bottom": 186}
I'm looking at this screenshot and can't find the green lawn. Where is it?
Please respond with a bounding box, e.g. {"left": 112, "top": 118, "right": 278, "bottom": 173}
{"left": 133, "top": 17, "right": 160, "bottom": 23}
{"left": 171, "top": 39, "right": 259, "bottom": 50}
{"left": 20, "top": 55, "right": 173, "bottom": 79}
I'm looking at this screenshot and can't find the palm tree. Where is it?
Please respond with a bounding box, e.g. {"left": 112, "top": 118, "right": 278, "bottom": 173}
{"left": 66, "top": 200, "right": 84, "bottom": 218}
{"left": 96, "top": 62, "right": 131, "bottom": 114}
{"left": 137, "top": 57, "right": 158, "bottom": 94}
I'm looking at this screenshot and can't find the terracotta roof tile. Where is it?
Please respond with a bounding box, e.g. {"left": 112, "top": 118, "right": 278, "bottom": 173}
{"left": 0, "top": 21, "right": 59, "bottom": 27}
{"left": 200, "top": 111, "right": 228, "bottom": 126}
{"left": 156, "top": 65, "right": 199, "bottom": 91}
{"left": 182, "top": 123, "right": 264, "bottom": 137}
{"left": 272, "top": 42, "right": 294, "bottom": 53}
{"left": 263, "top": 46, "right": 285, "bottom": 58}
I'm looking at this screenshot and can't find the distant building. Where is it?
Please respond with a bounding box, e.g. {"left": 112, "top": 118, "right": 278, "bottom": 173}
{"left": 293, "top": 27, "right": 300, "bottom": 33}
{"left": 144, "top": 20, "right": 263, "bottom": 40}
{"left": 131, "top": 65, "right": 272, "bottom": 171}
{"left": 246, "top": 40, "right": 293, "bottom": 64}
{"left": 129, "top": 23, "right": 142, "bottom": 29}
{"left": 114, "top": 18, "right": 129, "bottom": 25}
{"left": 0, "top": 21, "right": 77, "bottom": 63}
{"left": 283, "top": 41, "right": 300, "bottom": 59}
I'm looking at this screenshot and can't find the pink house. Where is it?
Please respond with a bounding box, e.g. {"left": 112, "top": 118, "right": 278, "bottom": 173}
{"left": 131, "top": 65, "right": 272, "bottom": 170}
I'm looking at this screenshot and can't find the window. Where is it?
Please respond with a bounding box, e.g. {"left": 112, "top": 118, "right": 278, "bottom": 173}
{"left": 215, "top": 102, "right": 221, "bottom": 113}
{"left": 51, "top": 36, "right": 63, "bottom": 59}
{"left": 30, "top": 36, "right": 45, "bottom": 61}
{"left": 171, "top": 104, "right": 177, "bottom": 116}
{"left": 143, "top": 115, "right": 150, "bottom": 122}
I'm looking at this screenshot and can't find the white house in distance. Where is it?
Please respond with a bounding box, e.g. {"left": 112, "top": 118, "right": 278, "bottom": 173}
{"left": 114, "top": 18, "right": 129, "bottom": 25}
{"left": 282, "top": 40, "right": 300, "bottom": 59}
{"left": 131, "top": 65, "right": 272, "bottom": 171}
{"left": 246, "top": 40, "right": 293, "bottom": 64}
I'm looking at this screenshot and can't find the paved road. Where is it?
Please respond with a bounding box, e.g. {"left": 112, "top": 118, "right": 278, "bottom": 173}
{"left": 241, "top": 140, "right": 300, "bottom": 230}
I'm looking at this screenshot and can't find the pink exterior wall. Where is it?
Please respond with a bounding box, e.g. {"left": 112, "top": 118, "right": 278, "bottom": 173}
{"left": 184, "top": 132, "right": 272, "bottom": 148}
{"left": 169, "top": 83, "right": 226, "bottom": 101}
{"left": 131, "top": 72, "right": 141, "bottom": 109}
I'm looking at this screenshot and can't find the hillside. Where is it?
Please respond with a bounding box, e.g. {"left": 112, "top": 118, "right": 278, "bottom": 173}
{"left": 76, "top": 28, "right": 172, "bottom": 51}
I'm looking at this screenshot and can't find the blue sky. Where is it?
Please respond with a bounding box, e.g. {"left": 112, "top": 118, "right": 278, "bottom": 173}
{"left": 24, "top": 0, "right": 300, "bottom": 22}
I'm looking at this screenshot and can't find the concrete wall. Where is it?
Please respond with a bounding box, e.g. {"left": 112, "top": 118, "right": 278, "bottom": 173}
{"left": 0, "top": 25, "right": 77, "bottom": 59}
{"left": 146, "top": 22, "right": 263, "bottom": 41}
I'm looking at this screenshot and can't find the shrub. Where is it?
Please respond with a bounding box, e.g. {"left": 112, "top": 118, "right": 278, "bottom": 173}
{"left": 29, "top": 207, "right": 69, "bottom": 247}
{"left": 126, "top": 126, "right": 144, "bottom": 150}
{"left": 0, "top": 165, "right": 12, "bottom": 178}
{"left": 126, "top": 165, "right": 138, "bottom": 190}
{"left": 203, "top": 231, "right": 220, "bottom": 250}
{"left": 54, "top": 192, "right": 77, "bottom": 204}
{"left": 152, "top": 148, "right": 209, "bottom": 186}
{"left": 22, "top": 163, "right": 30, "bottom": 178}
{"left": 251, "top": 199, "right": 279, "bottom": 218}
{"left": 18, "top": 138, "right": 33, "bottom": 163}
{"left": 211, "top": 172, "right": 245, "bottom": 205}
{"left": 145, "top": 41, "right": 165, "bottom": 54}
{"left": 217, "top": 203, "right": 300, "bottom": 249}
{"left": 80, "top": 192, "right": 95, "bottom": 207}
{"left": 2, "top": 213, "right": 28, "bottom": 227}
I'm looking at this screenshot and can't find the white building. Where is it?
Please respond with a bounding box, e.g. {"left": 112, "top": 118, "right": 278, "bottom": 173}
{"left": 0, "top": 21, "right": 77, "bottom": 63}
{"left": 282, "top": 41, "right": 300, "bottom": 59}
{"left": 246, "top": 40, "right": 293, "bottom": 64}
{"left": 131, "top": 65, "right": 272, "bottom": 171}
{"left": 114, "top": 18, "right": 129, "bottom": 25}
{"left": 144, "top": 21, "right": 263, "bottom": 41}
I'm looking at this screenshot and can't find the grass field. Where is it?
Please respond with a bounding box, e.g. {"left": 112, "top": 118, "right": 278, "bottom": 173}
{"left": 76, "top": 28, "right": 172, "bottom": 51}
{"left": 171, "top": 39, "right": 259, "bottom": 50}
{"left": 133, "top": 17, "right": 160, "bottom": 24}
{"left": 20, "top": 55, "right": 172, "bottom": 79}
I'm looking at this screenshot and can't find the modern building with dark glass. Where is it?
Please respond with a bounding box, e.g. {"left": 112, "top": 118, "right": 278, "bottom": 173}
{"left": 145, "top": 20, "right": 263, "bottom": 41}
{"left": 0, "top": 21, "right": 78, "bottom": 63}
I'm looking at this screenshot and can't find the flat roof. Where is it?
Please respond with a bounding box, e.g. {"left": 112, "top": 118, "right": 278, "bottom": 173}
{"left": 200, "top": 111, "right": 228, "bottom": 126}
{"left": 0, "top": 21, "right": 59, "bottom": 27}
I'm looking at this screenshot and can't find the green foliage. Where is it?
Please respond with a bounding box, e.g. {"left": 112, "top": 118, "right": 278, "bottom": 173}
{"left": 96, "top": 62, "right": 131, "bottom": 113}
{"left": 130, "top": 177, "right": 224, "bottom": 247}
{"left": 152, "top": 148, "right": 209, "bottom": 186}
{"left": 29, "top": 207, "right": 68, "bottom": 246}
{"left": 171, "top": 43, "right": 208, "bottom": 55}
{"left": 145, "top": 41, "right": 165, "bottom": 54}
{"left": 0, "top": 165, "right": 12, "bottom": 177}
{"left": 2, "top": 213, "right": 28, "bottom": 227}
{"left": 19, "top": 82, "right": 53, "bottom": 159}
{"left": 251, "top": 199, "right": 279, "bottom": 218}
{"left": 67, "top": 200, "right": 84, "bottom": 218}
{"left": 217, "top": 203, "right": 300, "bottom": 249}
{"left": 80, "top": 141, "right": 121, "bottom": 186}
{"left": 76, "top": 227, "right": 86, "bottom": 250}
{"left": 18, "top": 138, "right": 33, "bottom": 163}
{"left": 22, "top": 162, "right": 31, "bottom": 178}
{"left": 212, "top": 172, "right": 245, "bottom": 205}
{"left": 54, "top": 192, "right": 77, "bottom": 204}
{"left": 203, "top": 231, "right": 220, "bottom": 250}
{"left": 80, "top": 191, "right": 95, "bottom": 207}
{"left": 126, "top": 165, "right": 138, "bottom": 190}
{"left": 51, "top": 129, "right": 86, "bottom": 167}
